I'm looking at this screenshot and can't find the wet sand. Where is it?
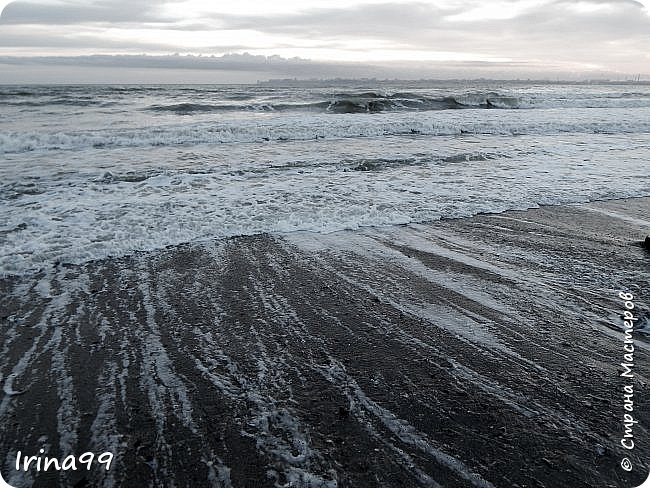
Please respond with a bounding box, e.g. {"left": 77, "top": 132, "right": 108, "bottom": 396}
{"left": 1, "top": 197, "right": 649, "bottom": 488}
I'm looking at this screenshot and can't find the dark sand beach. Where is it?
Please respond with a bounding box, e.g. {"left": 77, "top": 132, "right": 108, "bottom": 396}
{"left": 1, "top": 197, "right": 649, "bottom": 488}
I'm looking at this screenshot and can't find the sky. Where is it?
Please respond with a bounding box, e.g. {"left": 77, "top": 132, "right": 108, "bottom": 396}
{"left": 0, "top": 0, "right": 649, "bottom": 82}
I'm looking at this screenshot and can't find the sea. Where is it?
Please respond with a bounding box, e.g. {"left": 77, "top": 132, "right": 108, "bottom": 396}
{"left": 1, "top": 80, "right": 649, "bottom": 276}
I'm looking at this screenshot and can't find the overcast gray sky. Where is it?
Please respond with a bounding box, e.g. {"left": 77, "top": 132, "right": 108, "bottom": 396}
{"left": 0, "top": 0, "right": 649, "bottom": 82}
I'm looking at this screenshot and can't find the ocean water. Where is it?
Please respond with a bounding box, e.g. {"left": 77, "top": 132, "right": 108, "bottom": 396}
{"left": 1, "top": 81, "right": 649, "bottom": 275}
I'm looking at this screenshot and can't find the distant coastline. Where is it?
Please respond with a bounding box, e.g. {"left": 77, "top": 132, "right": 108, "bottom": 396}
{"left": 257, "top": 77, "right": 650, "bottom": 87}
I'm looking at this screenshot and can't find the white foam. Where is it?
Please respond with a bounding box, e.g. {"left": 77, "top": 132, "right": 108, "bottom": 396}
{"left": 2, "top": 83, "right": 650, "bottom": 276}
{"left": 1, "top": 106, "right": 650, "bottom": 153}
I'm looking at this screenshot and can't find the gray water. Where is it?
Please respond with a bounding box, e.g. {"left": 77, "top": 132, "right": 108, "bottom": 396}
{"left": 1, "top": 81, "right": 650, "bottom": 275}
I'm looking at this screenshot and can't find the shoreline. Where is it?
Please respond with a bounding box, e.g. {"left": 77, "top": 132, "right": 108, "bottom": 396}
{"left": 1, "top": 197, "right": 649, "bottom": 487}
{"left": 4, "top": 194, "right": 650, "bottom": 280}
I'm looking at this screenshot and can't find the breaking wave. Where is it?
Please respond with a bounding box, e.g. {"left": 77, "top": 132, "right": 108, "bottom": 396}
{"left": 5, "top": 87, "right": 650, "bottom": 114}
{"left": 143, "top": 92, "right": 522, "bottom": 114}
{"left": 2, "top": 108, "right": 650, "bottom": 153}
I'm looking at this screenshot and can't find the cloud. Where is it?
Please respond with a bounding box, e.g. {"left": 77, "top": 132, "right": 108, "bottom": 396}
{"left": 0, "top": 52, "right": 311, "bottom": 70}
{"left": 0, "top": 0, "right": 648, "bottom": 76}
{"left": 0, "top": 0, "right": 171, "bottom": 24}
{"left": 0, "top": 52, "right": 630, "bottom": 81}
{"left": 206, "top": 0, "right": 650, "bottom": 45}
{"left": 213, "top": 3, "right": 456, "bottom": 38}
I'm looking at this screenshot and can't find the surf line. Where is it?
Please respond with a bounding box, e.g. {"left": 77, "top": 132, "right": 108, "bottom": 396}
{"left": 619, "top": 291, "right": 639, "bottom": 472}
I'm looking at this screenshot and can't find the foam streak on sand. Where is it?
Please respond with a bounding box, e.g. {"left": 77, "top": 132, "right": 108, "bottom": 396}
{"left": 0, "top": 198, "right": 649, "bottom": 487}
